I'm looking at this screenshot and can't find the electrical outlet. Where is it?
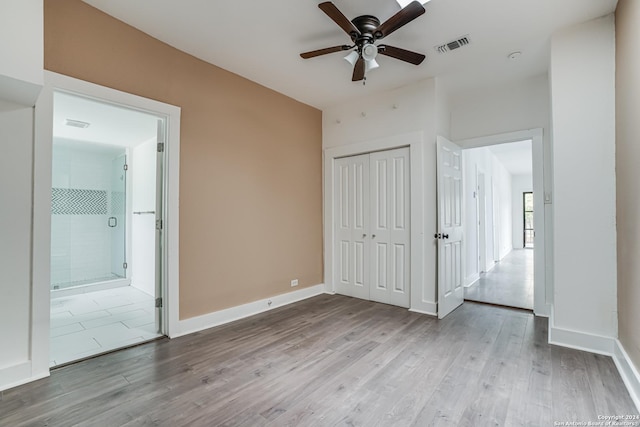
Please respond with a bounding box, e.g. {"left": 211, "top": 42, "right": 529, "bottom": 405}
{"left": 291, "top": 279, "right": 299, "bottom": 287}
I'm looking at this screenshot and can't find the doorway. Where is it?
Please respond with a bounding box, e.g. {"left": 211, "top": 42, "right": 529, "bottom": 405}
{"left": 461, "top": 139, "right": 535, "bottom": 311}
{"left": 49, "top": 91, "right": 165, "bottom": 366}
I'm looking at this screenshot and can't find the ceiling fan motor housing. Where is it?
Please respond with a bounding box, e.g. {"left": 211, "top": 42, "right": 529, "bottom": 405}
{"left": 351, "top": 15, "right": 381, "bottom": 47}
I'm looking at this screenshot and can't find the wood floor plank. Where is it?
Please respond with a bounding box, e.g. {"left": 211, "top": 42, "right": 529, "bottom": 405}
{"left": 0, "top": 295, "right": 637, "bottom": 427}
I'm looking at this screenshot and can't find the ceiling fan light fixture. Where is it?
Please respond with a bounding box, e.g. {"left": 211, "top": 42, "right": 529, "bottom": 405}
{"left": 344, "top": 50, "right": 359, "bottom": 65}
{"left": 365, "top": 58, "right": 379, "bottom": 72}
{"left": 362, "top": 43, "right": 378, "bottom": 61}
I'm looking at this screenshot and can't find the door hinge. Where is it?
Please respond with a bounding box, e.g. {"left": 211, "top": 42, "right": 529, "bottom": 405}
{"left": 157, "top": 142, "right": 165, "bottom": 153}
{"left": 123, "top": 262, "right": 128, "bottom": 269}
{"left": 156, "top": 219, "right": 163, "bottom": 230}
{"left": 155, "top": 297, "right": 163, "bottom": 308}
{"left": 123, "top": 164, "right": 128, "bottom": 171}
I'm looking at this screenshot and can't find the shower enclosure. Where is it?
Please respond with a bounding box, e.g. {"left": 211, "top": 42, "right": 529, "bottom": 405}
{"left": 51, "top": 140, "right": 129, "bottom": 291}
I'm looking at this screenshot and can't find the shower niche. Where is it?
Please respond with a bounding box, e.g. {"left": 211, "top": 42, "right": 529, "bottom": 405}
{"left": 51, "top": 139, "right": 129, "bottom": 292}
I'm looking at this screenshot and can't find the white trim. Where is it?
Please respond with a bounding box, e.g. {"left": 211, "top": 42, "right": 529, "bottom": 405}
{"left": 613, "top": 340, "right": 640, "bottom": 412}
{"left": 173, "top": 284, "right": 326, "bottom": 338}
{"left": 465, "top": 273, "right": 480, "bottom": 288}
{"left": 548, "top": 308, "right": 614, "bottom": 355}
{"left": 33, "top": 72, "right": 181, "bottom": 373}
{"left": 456, "top": 128, "right": 548, "bottom": 317}
{"left": 0, "top": 362, "right": 49, "bottom": 392}
{"left": 548, "top": 325, "right": 615, "bottom": 355}
{"left": 408, "top": 304, "right": 437, "bottom": 317}
{"left": 323, "top": 131, "right": 435, "bottom": 314}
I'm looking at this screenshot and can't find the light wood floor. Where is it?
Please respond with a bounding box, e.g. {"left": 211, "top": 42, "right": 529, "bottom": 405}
{"left": 465, "top": 249, "right": 534, "bottom": 310}
{"left": 1, "top": 295, "right": 637, "bottom": 426}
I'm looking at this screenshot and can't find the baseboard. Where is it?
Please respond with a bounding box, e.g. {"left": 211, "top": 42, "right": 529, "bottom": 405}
{"left": 0, "top": 361, "right": 50, "bottom": 392}
{"left": 465, "top": 273, "right": 480, "bottom": 288}
{"left": 409, "top": 300, "right": 437, "bottom": 317}
{"left": 548, "top": 324, "right": 615, "bottom": 356}
{"left": 172, "top": 284, "right": 325, "bottom": 338}
{"left": 612, "top": 340, "right": 640, "bottom": 412}
{"left": 409, "top": 307, "right": 437, "bottom": 317}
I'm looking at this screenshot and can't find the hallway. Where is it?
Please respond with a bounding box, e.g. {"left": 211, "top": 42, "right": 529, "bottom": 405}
{"left": 465, "top": 249, "right": 534, "bottom": 310}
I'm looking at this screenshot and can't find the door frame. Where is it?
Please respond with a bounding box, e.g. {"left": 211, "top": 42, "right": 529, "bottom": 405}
{"left": 324, "top": 131, "right": 434, "bottom": 314}
{"left": 33, "top": 71, "right": 181, "bottom": 375}
{"left": 457, "top": 128, "right": 548, "bottom": 316}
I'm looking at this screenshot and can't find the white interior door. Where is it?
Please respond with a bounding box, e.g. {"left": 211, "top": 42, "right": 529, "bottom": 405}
{"left": 334, "top": 154, "right": 370, "bottom": 301}
{"left": 369, "top": 148, "right": 410, "bottom": 308}
{"left": 437, "top": 136, "right": 464, "bottom": 319}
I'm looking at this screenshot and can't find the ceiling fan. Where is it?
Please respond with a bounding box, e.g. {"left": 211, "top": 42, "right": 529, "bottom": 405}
{"left": 300, "top": 1, "right": 427, "bottom": 82}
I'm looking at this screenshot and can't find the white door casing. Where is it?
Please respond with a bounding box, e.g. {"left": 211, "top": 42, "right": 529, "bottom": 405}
{"left": 333, "top": 148, "right": 411, "bottom": 308}
{"left": 155, "top": 119, "right": 165, "bottom": 332}
{"left": 437, "top": 136, "right": 464, "bottom": 319}
{"left": 369, "top": 148, "right": 410, "bottom": 308}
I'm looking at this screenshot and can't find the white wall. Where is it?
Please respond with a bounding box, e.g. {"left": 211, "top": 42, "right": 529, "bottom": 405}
{"left": 323, "top": 78, "right": 439, "bottom": 314}
{"left": 462, "top": 146, "right": 513, "bottom": 284}
{"left": 492, "top": 155, "right": 513, "bottom": 260}
{"left": 512, "top": 174, "right": 533, "bottom": 249}
{"left": 0, "top": 0, "right": 43, "bottom": 105}
{"left": 0, "top": 1, "right": 44, "bottom": 390}
{"left": 550, "top": 15, "right": 617, "bottom": 340}
{"left": 131, "top": 137, "right": 157, "bottom": 296}
{"left": 0, "top": 102, "right": 34, "bottom": 385}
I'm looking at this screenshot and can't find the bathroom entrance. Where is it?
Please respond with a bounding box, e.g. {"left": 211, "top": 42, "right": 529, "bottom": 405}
{"left": 49, "top": 91, "right": 166, "bottom": 367}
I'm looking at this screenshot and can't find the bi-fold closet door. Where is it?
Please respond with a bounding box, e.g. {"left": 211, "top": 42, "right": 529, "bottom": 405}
{"left": 334, "top": 147, "right": 410, "bottom": 308}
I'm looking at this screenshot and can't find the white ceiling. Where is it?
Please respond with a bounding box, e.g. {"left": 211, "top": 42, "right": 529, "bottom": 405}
{"left": 53, "top": 91, "right": 159, "bottom": 147}
{"left": 82, "top": 0, "right": 617, "bottom": 108}
{"left": 488, "top": 140, "right": 532, "bottom": 176}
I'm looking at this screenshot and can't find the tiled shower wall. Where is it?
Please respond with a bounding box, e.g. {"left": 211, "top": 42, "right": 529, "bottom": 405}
{"left": 51, "top": 140, "right": 126, "bottom": 289}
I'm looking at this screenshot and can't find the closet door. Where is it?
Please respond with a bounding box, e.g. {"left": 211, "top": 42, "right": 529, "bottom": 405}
{"left": 369, "top": 148, "right": 411, "bottom": 308}
{"left": 334, "top": 154, "right": 370, "bottom": 300}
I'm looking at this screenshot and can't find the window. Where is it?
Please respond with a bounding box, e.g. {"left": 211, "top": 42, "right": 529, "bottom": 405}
{"left": 523, "top": 192, "right": 534, "bottom": 248}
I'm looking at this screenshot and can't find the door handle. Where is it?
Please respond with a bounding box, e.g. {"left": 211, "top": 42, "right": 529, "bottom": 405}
{"left": 372, "top": 234, "right": 376, "bottom": 239}
{"left": 443, "top": 234, "right": 449, "bottom": 239}
{"left": 362, "top": 234, "right": 367, "bottom": 238}
{"left": 108, "top": 217, "right": 117, "bottom": 227}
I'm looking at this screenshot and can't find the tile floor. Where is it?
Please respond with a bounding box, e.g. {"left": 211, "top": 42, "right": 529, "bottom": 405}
{"left": 464, "top": 248, "right": 534, "bottom": 310}
{"left": 50, "top": 286, "right": 161, "bottom": 367}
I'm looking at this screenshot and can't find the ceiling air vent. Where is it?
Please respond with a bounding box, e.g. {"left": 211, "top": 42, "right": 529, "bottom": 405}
{"left": 435, "top": 35, "right": 471, "bottom": 54}
{"left": 65, "top": 119, "right": 91, "bottom": 129}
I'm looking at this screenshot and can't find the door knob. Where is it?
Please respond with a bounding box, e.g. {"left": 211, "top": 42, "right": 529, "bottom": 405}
{"left": 363, "top": 234, "right": 367, "bottom": 238}
{"left": 372, "top": 234, "right": 376, "bottom": 239}
{"left": 443, "top": 234, "right": 449, "bottom": 239}
{"left": 434, "top": 233, "right": 441, "bottom": 239}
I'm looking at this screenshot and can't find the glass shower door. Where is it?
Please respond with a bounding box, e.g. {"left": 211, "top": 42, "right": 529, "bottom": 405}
{"left": 110, "top": 154, "right": 127, "bottom": 278}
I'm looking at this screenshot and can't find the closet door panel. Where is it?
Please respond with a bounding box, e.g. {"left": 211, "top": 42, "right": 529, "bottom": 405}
{"left": 334, "top": 154, "right": 370, "bottom": 300}
{"left": 369, "top": 148, "right": 410, "bottom": 308}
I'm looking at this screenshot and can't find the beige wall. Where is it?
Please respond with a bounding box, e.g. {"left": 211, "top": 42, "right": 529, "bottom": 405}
{"left": 44, "top": 0, "right": 323, "bottom": 319}
{"left": 616, "top": 0, "right": 640, "bottom": 370}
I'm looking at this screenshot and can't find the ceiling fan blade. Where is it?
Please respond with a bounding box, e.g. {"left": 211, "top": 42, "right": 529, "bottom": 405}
{"left": 318, "top": 2, "right": 361, "bottom": 38}
{"left": 374, "top": 1, "right": 425, "bottom": 40}
{"left": 352, "top": 56, "right": 365, "bottom": 81}
{"left": 378, "top": 45, "right": 426, "bottom": 65}
{"left": 300, "top": 45, "right": 351, "bottom": 59}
